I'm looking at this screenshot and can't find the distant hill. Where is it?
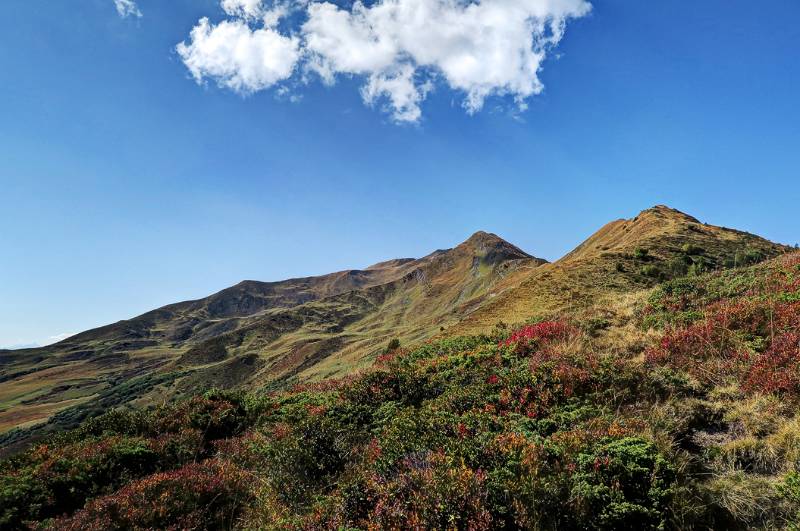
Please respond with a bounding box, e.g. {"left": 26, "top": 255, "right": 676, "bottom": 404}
{"left": 0, "top": 231, "right": 542, "bottom": 448}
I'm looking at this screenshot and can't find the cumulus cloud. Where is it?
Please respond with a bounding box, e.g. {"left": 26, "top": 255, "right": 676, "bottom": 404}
{"left": 222, "top": 0, "right": 266, "bottom": 20}
{"left": 115, "top": 0, "right": 142, "bottom": 18}
{"left": 177, "top": 0, "right": 591, "bottom": 122}
{"left": 177, "top": 17, "right": 300, "bottom": 93}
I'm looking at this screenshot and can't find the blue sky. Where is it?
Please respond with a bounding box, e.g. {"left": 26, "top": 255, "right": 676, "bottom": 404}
{"left": 1, "top": 0, "right": 798, "bottom": 348}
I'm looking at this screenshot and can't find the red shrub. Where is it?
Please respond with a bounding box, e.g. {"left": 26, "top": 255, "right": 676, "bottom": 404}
{"left": 357, "top": 452, "right": 491, "bottom": 530}
{"left": 50, "top": 459, "right": 254, "bottom": 531}
{"left": 745, "top": 332, "right": 800, "bottom": 395}
{"left": 645, "top": 288, "right": 800, "bottom": 394}
{"left": 500, "top": 321, "right": 577, "bottom": 353}
{"left": 376, "top": 348, "right": 408, "bottom": 365}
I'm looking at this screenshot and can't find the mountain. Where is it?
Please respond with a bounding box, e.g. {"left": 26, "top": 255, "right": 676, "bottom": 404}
{"left": 4, "top": 236, "right": 799, "bottom": 529}
{"left": 0, "top": 231, "right": 542, "bottom": 447}
{"left": 451, "top": 205, "right": 788, "bottom": 334}
{"left": 0, "top": 207, "right": 789, "bottom": 453}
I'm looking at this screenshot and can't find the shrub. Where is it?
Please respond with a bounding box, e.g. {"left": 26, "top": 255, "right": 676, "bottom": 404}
{"left": 780, "top": 472, "right": 800, "bottom": 529}
{"left": 569, "top": 437, "right": 677, "bottom": 530}
{"left": 688, "top": 256, "right": 710, "bottom": 276}
{"left": 640, "top": 264, "right": 662, "bottom": 279}
{"left": 682, "top": 243, "right": 705, "bottom": 256}
{"left": 634, "top": 247, "right": 650, "bottom": 260}
{"left": 667, "top": 255, "right": 691, "bottom": 277}
{"left": 744, "top": 332, "right": 800, "bottom": 396}
{"left": 50, "top": 459, "right": 253, "bottom": 530}
{"left": 0, "top": 432, "right": 205, "bottom": 528}
{"left": 499, "top": 321, "right": 577, "bottom": 352}
{"left": 331, "top": 451, "right": 492, "bottom": 530}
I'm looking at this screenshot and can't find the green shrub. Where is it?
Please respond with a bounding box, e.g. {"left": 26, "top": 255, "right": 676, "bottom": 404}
{"left": 681, "top": 243, "right": 704, "bottom": 256}
{"left": 570, "top": 437, "right": 677, "bottom": 530}
{"left": 640, "top": 264, "right": 662, "bottom": 279}
{"left": 780, "top": 472, "right": 800, "bottom": 529}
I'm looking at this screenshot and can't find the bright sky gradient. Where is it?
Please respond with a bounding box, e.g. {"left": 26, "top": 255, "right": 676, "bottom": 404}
{"left": 1, "top": 0, "right": 799, "bottom": 348}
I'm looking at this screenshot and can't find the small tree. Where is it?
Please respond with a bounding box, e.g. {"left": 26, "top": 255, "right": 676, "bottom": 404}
{"left": 386, "top": 338, "right": 401, "bottom": 353}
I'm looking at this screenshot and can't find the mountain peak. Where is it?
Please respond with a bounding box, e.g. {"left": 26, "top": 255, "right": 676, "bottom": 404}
{"left": 637, "top": 205, "right": 701, "bottom": 224}
{"left": 464, "top": 230, "right": 504, "bottom": 245}
{"left": 458, "top": 231, "right": 536, "bottom": 262}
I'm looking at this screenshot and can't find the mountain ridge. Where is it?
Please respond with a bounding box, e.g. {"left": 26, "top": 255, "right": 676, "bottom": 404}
{"left": 0, "top": 230, "right": 544, "bottom": 446}
{"left": 450, "top": 205, "right": 789, "bottom": 334}
{"left": 0, "top": 209, "right": 790, "bottom": 453}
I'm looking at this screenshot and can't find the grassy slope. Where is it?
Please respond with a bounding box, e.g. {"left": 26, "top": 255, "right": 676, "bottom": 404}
{"left": 451, "top": 205, "right": 788, "bottom": 335}
{"left": 0, "top": 232, "right": 541, "bottom": 445}
{"left": 2, "top": 251, "right": 799, "bottom": 529}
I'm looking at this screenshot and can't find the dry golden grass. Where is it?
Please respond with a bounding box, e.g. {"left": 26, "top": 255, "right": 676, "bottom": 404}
{"left": 0, "top": 396, "right": 95, "bottom": 432}
{"left": 451, "top": 206, "right": 787, "bottom": 337}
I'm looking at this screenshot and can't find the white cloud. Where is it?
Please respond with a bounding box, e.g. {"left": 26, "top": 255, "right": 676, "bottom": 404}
{"left": 46, "top": 332, "right": 75, "bottom": 345}
{"left": 115, "top": 0, "right": 142, "bottom": 18}
{"left": 177, "top": 17, "right": 300, "bottom": 94}
{"left": 222, "top": 0, "right": 265, "bottom": 20}
{"left": 178, "top": 0, "right": 591, "bottom": 122}
{"left": 1, "top": 332, "right": 75, "bottom": 350}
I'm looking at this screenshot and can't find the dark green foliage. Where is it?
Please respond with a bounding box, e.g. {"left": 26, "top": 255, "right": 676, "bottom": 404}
{"left": 634, "top": 247, "right": 650, "bottom": 260}
{"left": 667, "top": 255, "right": 692, "bottom": 277}
{"left": 688, "top": 256, "right": 709, "bottom": 276}
{"left": 385, "top": 337, "right": 401, "bottom": 352}
{"left": 570, "top": 437, "right": 676, "bottom": 529}
{"left": 640, "top": 264, "right": 662, "bottom": 279}
{"left": 780, "top": 473, "right": 800, "bottom": 528}
{"left": 681, "top": 243, "right": 704, "bottom": 256}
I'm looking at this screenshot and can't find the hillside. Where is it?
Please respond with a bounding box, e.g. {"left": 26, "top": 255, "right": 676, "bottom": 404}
{"left": 451, "top": 205, "right": 788, "bottom": 335}
{"left": 2, "top": 248, "right": 799, "bottom": 529}
{"left": 0, "top": 207, "right": 788, "bottom": 456}
{"left": 0, "top": 231, "right": 541, "bottom": 449}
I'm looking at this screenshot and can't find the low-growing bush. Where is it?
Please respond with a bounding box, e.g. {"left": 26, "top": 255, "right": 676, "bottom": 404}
{"left": 50, "top": 459, "right": 253, "bottom": 530}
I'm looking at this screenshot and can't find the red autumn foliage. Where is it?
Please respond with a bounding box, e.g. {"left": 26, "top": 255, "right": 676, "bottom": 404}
{"left": 644, "top": 317, "right": 749, "bottom": 384}
{"left": 744, "top": 332, "right": 800, "bottom": 395}
{"left": 50, "top": 459, "right": 254, "bottom": 531}
{"left": 320, "top": 451, "right": 492, "bottom": 531}
{"left": 499, "top": 321, "right": 577, "bottom": 352}
{"left": 645, "top": 255, "right": 800, "bottom": 394}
